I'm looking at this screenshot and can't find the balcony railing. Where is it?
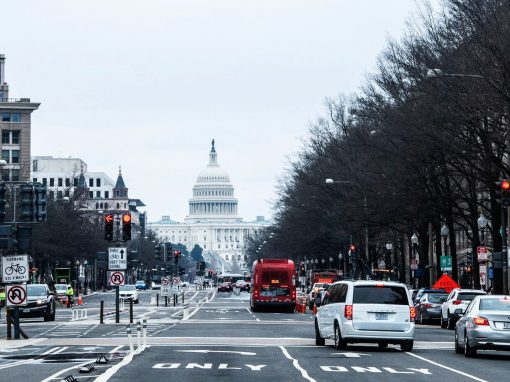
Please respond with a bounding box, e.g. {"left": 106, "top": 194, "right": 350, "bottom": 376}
{"left": 0, "top": 97, "right": 31, "bottom": 103}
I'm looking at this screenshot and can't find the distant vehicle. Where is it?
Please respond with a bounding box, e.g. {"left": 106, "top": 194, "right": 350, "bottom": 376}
{"left": 309, "top": 283, "right": 329, "bottom": 309}
{"left": 19, "top": 284, "right": 56, "bottom": 321}
{"left": 415, "top": 292, "right": 448, "bottom": 324}
{"left": 250, "top": 258, "right": 296, "bottom": 312}
{"left": 314, "top": 281, "right": 415, "bottom": 351}
{"left": 151, "top": 281, "right": 161, "bottom": 290}
{"left": 310, "top": 270, "right": 338, "bottom": 285}
{"left": 54, "top": 283, "right": 68, "bottom": 300}
{"left": 235, "top": 280, "right": 250, "bottom": 292}
{"left": 179, "top": 281, "right": 190, "bottom": 288}
{"left": 135, "top": 280, "right": 147, "bottom": 290}
{"left": 414, "top": 288, "right": 447, "bottom": 304}
{"left": 454, "top": 295, "right": 510, "bottom": 356}
{"left": 217, "top": 281, "right": 233, "bottom": 292}
{"left": 119, "top": 284, "right": 139, "bottom": 303}
{"left": 441, "top": 288, "right": 487, "bottom": 329}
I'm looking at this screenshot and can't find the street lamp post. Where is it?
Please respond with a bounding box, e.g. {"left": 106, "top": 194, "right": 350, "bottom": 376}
{"left": 477, "top": 213, "right": 488, "bottom": 291}
{"left": 441, "top": 224, "right": 449, "bottom": 273}
{"left": 326, "top": 178, "right": 369, "bottom": 262}
{"left": 411, "top": 233, "right": 419, "bottom": 287}
{"left": 385, "top": 242, "right": 393, "bottom": 280}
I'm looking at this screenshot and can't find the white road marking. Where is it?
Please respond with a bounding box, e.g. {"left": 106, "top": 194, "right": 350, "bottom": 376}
{"left": 279, "top": 346, "right": 316, "bottom": 382}
{"left": 0, "top": 359, "right": 35, "bottom": 370}
{"left": 80, "top": 323, "right": 100, "bottom": 337}
{"left": 405, "top": 351, "right": 488, "bottom": 382}
{"left": 34, "top": 324, "right": 62, "bottom": 337}
{"left": 42, "top": 346, "right": 67, "bottom": 355}
{"left": 39, "top": 360, "right": 92, "bottom": 382}
{"left": 176, "top": 349, "right": 256, "bottom": 355}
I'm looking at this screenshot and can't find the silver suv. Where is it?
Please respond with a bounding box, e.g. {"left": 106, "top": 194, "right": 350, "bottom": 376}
{"left": 315, "top": 280, "right": 415, "bottom": 351}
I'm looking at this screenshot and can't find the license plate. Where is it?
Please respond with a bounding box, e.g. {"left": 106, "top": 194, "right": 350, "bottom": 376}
{"left": 504, "top": 322, "right": 510, "bottom": 329}
{"left": 376, "top": 313, "right": 388, "bottom": 320}
{"left": 23, "top": 309, "right": 30, "bottom": 313}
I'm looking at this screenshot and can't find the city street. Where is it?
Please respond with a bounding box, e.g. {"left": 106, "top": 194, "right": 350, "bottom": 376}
{"left": 1, "top": 288, "right": 509, "bottom": 382}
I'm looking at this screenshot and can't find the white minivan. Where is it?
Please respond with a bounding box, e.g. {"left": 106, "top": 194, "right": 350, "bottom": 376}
{"left": 315, "top": 280, "right": 415, "bottom": 351}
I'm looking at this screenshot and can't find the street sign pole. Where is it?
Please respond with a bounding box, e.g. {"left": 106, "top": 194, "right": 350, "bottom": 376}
{"left": 13, "top": 307, "right": 20, "bottom": 339}
{"left": 115, "top": 286, "right": 120, "bottom": 324}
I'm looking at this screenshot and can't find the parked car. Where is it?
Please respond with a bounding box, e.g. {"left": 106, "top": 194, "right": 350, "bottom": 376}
{"left": 135, "top": 280, "right": 147, "bottom": 290}
{"left": 217, "top": 281, "right": 233, "bottom": 292}
{"left": 54, "top": 283, "right": 68, "bottom": 301}
{"left": 415, "top": 292, "right": 448, "bottom": 324}
{"left": 414, "top": 288, "right": 447, "bottom": 305}
{"left": 454, "top": 295, "right": 510, "bottom": 356}
{"left": 309, "top": 283, "right": 329, "bottom": 309}
{"left": 19, "top": 284, "right": 56, "bottom": 321}
{"left": 151, "top": 281, "right": 161, "bottom": 290}
{"left": 119, "top": 284, "right": 139, "bottom": 304}
{"left": 441, "top": 288, "right": 487, "bottom": 329}
{"left": 314, "top": 280, "right": 415, "bottom": 351}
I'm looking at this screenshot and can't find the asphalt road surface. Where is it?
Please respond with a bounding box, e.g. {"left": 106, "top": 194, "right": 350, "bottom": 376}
{"left": 1, "top": 287, "right": 508, "bottom": 382}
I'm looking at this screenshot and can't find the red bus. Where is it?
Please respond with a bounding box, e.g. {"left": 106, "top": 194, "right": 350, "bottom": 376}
{"left": 310, "top": 270, "right": 338, "bottom": 284}
{"left": 250, "top": 259, "right": 296, "bottom": 312}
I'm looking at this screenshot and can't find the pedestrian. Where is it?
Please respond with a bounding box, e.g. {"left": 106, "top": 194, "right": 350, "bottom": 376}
{"left": 66, "top": 284, "right": 74, "bottom": 308}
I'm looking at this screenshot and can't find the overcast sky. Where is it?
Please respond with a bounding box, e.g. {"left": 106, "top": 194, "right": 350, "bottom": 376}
{"left": 2, "top": 0, "right": 436, "bottom": 223}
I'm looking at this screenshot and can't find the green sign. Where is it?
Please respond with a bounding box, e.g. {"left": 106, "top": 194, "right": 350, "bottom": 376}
{"left": 440, "top": 256, "right": 452, "bottom": 271}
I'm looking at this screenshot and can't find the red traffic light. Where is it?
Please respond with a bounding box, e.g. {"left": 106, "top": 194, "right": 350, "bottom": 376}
{"left": 350, "top": 244, "right": 356, "bottom": 251}
{"left": 502, "top": 180, "right": 510, "bottom": 190}
{"left": 122, "top": 213, "right": 132, "bottom": 223}
{"left": 105, "top": 214, "right": 113, "bottom": 223}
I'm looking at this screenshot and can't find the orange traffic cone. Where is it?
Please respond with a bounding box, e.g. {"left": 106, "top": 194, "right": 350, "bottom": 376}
{"left": 77, "top": 295, "right": 83, "bottom": 305}
{"left": 312, "top": 303, "right": 317, "bottom": 315}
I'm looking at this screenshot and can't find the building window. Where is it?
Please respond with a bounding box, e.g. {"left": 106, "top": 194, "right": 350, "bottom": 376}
{"left": 105, "top": 191, "right": 109, "bottom": 198}
{"left": 11, "top": 150, "right": 19, "bottom": 163}
{"left": 11, "top": 169, "right": 19, "bottom": 181}
{"left": 58, "top": 178, "right": 63, "bottom": 187}
{"left": 96, "top": 178, "right": 101, "bottom": 187}
{"left": 73, "top": 178, "right": 78, "bottom": 187}
{"left": 105, "top": 202, "right": 109, "bottom": 209}
{"left": 116, "top": 203, "right": 120, "bottom": 209}
{"left": 2, "top": 131, "right": 9, "bottom": 144}
{"left": 204, "top": 244, "right": 207, "bottom": 249}
{"left": 1, "top": 113, "right": 9, "bottom": 122}
{"left": 96, "top": 191, "right": 101, "bottom": 198}
{"left": 1, "top": 150, "right": 9, "bottom": 163}
{"left": 57, "top": 190, "right": 63, "bottom": 199}
{"left": 42, "top": 178, "right": 47, "bottom": 186}
{"left": 218, "top": 244, "right": 221, "bottom": 249}
{"left": 11, "top": 113, "right": 20, "bottom": 122}
{"left": 32, "top": 159, "right": 38, "bottom": 172}
{"left": 65, "top": 190, "right": 70, "bottom": 197}
{"left": 87, "top": 191, "right": 93, "bottom": 198}
{"left": 49, "top": 190, "right": 55, "bottom": 199}
{"left": 33, "top": 177, "right": 37, "bottom": 183}
{"left": 11, "top": 131, "right": 20, "bottom": 143}
{"left": 65, "top": 178, "right": 70, "bottom": 187}
{"left": 49, "top": 178, "right": 55, "bottom": 187}
{"left": 89, "top": 179, "right": 94, "bottom": 187}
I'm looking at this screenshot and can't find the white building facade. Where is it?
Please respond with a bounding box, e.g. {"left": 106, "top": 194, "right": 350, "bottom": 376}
{"left": 148, "top": 141, "right": 271, "bottom": 271}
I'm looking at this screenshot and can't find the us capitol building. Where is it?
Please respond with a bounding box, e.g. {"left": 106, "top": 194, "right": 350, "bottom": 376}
{"left": 148, "top": 140, "right": 271, "bottom": 271}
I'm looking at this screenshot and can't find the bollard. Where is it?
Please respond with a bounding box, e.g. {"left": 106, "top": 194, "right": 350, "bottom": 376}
{"left": 183, "top": 305, "right": 189, "bottom": 320}
{"left": 173, "top": 294, "right": 177, "bottom": 307}
{"left": 156, "top": 293, "right": 159, "bottom": 307}
{"left": 71, "top": 306, "right": 76, "bottom": 321}
{"left": 129, "top": 298, "right": 133, "bottom": 324}
{"left": 100, "top": 300, "right": 104, "bottom": 324}
{"left": 84, "top": 303, "right": 88, "bottom": 319}
{"left": 126, "top": 324, "right": 134, "bottom": 353}
{"left": 136, "top": 321, "right": 142, "bottom": 349}
{"left": 165, "top": 296, "right": 168, "bottom": 307}
{"left": 182, "top": 292, "right": 184, "bottom": 304}
{"left": 142, "top": 319, "right": 147, "bottom": 347}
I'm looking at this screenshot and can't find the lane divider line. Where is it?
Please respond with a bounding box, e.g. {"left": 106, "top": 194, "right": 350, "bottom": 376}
{"left": 279, "top": 345, "right": 317, "bottom": 382}
{"left": 405, "top": 351, "right": 488, "bottom": 382}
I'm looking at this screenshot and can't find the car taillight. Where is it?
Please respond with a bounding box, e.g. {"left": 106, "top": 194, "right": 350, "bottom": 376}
{"left": 473, "top": 316, "right": 489, "bottom": 326}
{"left": 254, "top": 289, "right": 259, "bottom": 297}
{"left": 410, "top": 307, "right": 416, "bottom": 322}
{"left": 344, "top": 305, "right": 353, "bottom": 320}
{"left": 291, "top": 290, "right": 296, "bottom": 300}
{"left": 452, "top": 300, "right": 462, "bottom": 305}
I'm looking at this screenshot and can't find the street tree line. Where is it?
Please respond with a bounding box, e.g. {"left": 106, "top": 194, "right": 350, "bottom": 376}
{"left": 247, "top": 0, "right": 510, "bottom": 289}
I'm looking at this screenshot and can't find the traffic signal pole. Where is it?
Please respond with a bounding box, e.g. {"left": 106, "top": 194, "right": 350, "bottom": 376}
{"left": 503, "top": 206, "right": 508, "bottom": 295}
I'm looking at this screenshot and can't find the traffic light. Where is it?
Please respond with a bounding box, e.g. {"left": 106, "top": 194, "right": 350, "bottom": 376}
{"left": 0, "top": 182, "right": 6, "bottom": 223}
{"left": 34, "top": 184, "right": 47, "bottom": 222}
{"left": 300, "top": 263, "right": 305, "bottom": 276}
{"left": 154, "top": 244, "right": 162, "bottom": 261}
{"left": 179, "top": 266, "right": 185, "bottom": 276}
{"left": 349, "top": 244, "right": 356, "bottom": 252}
{"left": 502, "top": 180, "right": 510, "bottom": 206}
{"left": 165, "top": 243, "right": 172, "bottom": 262}
{"left": 122, "top": 213, "right": 132, "bottom": 241}
{"left": 20, "top": 184, "right": 35, "bottom": 222}
{"left": 104, "top": 213, "right": 114, "bottom": 241}
{"left": 174, "top": 250, "right": 181, "bottom": 264}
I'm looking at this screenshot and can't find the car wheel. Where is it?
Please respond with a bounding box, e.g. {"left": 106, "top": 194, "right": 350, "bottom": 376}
{"left": 400, "top": 340, "right": 413, "bottom": 352}
{"left": 447, "top": 314, "right": 455, "bottom": 330}
{"left": 464, "top": 332, "right": 476, "bottom": 357}
{"left": 419, "top": 311, "right": 424, "bottom": 325}
{"left": 135, "top": 299, "right": 139, "bottom": 304}
{"left": 315, "top": 319, "right": 325, "bottom": 346}
{"left": 454, "top": 330, "right": 463, "bottom": 354}
{"left": 378, "top": 342, "right": 388, "bottom": 349}
{"left": 50, "top": 302, "right": 56, "bottom": 321}
{"left": 333, "top": 322, "right": 347, "bottom": 350}
{"left": 44, "top": 305, "right": 51, "bottom": 322}
{"left": 251, "top": 303, "right": 258, "bottom": 313}
{"left": 441, "top": 314, "right": 448, "bottom": 328}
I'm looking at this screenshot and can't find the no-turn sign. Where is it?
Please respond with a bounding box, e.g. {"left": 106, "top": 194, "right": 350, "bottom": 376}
{"left": 6, "top": 284, "right": 28, "bottom": 307}
{"left": 109, "top": 271, "right": 125, "bottom": 286}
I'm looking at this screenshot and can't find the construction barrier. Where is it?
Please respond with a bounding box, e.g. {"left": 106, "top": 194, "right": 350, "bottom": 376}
{"left": 295, "top": 297, "right": 307, "bottom": 314}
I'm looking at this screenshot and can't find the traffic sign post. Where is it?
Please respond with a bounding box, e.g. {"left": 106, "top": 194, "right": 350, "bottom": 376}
{"left": 108, "top": 271, "right": 125, "bottom": 324}
{"left": 2, "top": 255, "right": 29, "bottom": 283}
{"left": 160, "top": 277, "right": 171, "bottom": 296}
{"left": 6, "top": 284, "right": 27, "bottom": 307}
{"left": 108, "top": 247, "right": 127, "bottom": 270}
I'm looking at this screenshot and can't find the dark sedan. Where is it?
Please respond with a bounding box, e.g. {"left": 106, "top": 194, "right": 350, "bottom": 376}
{"left": 19, "top": 284, "right": 56, "bottom": 321}
{"left": 416, "top": 292, "right": 447, "bottom": 324}
{"left": 217, "top": 282, "right": 233, "bottom": 292}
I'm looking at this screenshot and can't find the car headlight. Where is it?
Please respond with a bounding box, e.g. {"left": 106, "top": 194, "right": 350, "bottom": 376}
{"left": 36, "top": 299, "right": 46, "bottom": 305}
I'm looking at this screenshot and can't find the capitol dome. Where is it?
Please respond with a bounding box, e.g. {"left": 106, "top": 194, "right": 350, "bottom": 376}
{"left": 185, "top": 140, "right": 241, "bottom": 222}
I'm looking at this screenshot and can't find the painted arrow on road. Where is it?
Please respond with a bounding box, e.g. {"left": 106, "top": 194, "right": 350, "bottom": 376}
{"left": 176, "top": 350, "right": 256, "bottom": 356}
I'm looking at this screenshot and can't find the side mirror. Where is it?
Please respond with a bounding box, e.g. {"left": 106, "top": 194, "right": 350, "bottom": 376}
{"left": 453, "top": 308, "right": 464, "bottom": 315}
